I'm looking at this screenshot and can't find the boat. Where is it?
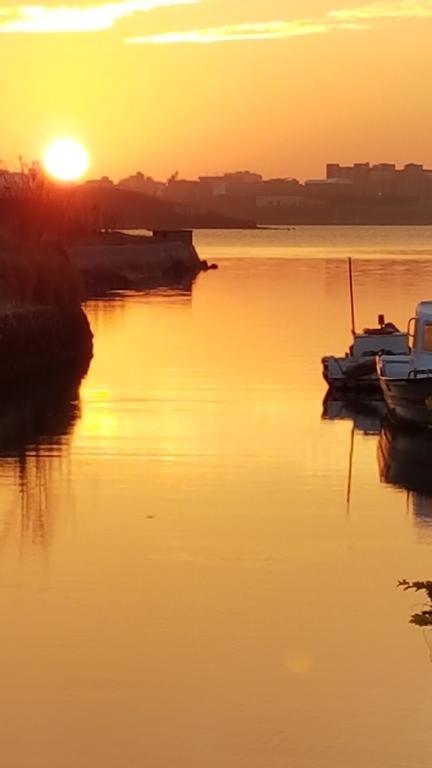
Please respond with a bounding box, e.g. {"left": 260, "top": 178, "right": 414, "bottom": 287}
{"left": 377, "top": 301, "right": 432, "bottom": 428}
{"left": 322, "top": 319, "right": 409, "bottom": 390}
{"left": 322, "top": 259, "right": 409, "bottom": 391}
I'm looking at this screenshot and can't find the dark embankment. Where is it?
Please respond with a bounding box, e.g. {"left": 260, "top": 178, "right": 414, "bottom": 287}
{"left": 0, "top": 233, "right": 93, "bottom": 387}
{"left": 0, "top": 306, "right": 92, "bottom": 388}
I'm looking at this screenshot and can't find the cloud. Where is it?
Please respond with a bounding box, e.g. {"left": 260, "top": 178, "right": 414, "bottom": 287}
{"left": 330, "top": 0, "right": 432, "bottom": 20}
{"left": 125, "top": 18, "right": 366, "bottom": 44}
{"left": 125, "top": 0, "right": 432, "bottom": 45}
{"left": 0, "top": 0, "right": 202, "bottom": 33}
{"left": 0, "top": 0, "right": 430, "bottom": 38}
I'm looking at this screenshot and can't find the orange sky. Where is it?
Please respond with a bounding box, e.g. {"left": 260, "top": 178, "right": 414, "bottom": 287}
{"left": 1, "top": 0, "right": 432, "bottom": 180}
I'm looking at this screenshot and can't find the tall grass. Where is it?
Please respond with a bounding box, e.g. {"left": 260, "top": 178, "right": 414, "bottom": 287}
{"left": 0, "top": 177, "right": 86, "bottom": 309}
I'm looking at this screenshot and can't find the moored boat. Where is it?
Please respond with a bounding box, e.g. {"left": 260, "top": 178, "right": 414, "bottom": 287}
{"left": 322, "top": 258, "right": 409, "bottom": 391}
{"left": 322, "top": 319, "right": 409, "bottom": 390}
{"left": 377, "top": 301, "right": 432, "bottom": 428}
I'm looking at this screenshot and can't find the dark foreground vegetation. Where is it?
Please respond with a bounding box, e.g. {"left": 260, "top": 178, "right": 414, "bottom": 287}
{"left": 0, "top": 181, "right": 94, "bottom": 387}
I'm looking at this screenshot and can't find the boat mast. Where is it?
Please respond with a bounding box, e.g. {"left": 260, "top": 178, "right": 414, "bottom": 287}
{"left": 348, "top": 257, "right": 357, "bottom": 336}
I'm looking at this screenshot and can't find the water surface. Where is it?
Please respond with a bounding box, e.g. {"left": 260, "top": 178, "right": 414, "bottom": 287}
{"left": 1, "top": 227, "right": 432, "bottom": 768}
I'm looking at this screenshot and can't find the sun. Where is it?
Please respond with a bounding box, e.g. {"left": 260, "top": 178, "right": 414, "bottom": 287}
{"left": 43, "top": 137, "right": 90, "bottom": 182}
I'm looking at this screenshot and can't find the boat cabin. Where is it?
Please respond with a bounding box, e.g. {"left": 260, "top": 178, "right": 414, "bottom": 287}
{"left": 378, "top": 302, "right": 432, "bottom": 380}
{"left": 351, "top": 331, "right": 408, "bottom": 358}
{"left": 349, "top": 318, "right": 409, "bottom": 358}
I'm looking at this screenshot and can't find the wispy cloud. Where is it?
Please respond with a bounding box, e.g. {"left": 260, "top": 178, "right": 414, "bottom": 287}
{"left": 0, "top": 0, "right": 201, "bottom": 34}
{"left": 125, "top": 0, "right": 432, "bottom": 45}
{"left": 0, "top": 0, "right": 431, "bottom": 39}
{"left": 126, "top": 19, "right": 366, "bottom": 44}
{"left": 331, "top": 0, "right": 432, "bottom": 20}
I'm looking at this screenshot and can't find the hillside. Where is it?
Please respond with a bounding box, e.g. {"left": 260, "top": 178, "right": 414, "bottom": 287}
{"left": 73, "top": 184, "right": 256, "bottom": 230}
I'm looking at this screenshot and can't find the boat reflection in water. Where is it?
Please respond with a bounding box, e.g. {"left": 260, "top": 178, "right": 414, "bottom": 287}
{"left": 0, "top": 366, "right": 89, "bottom": 549}
{"left": 322, "top": 392, "right": 386, "bottom": 434}
{"left": 378, "top": 424, "right": 432, "bottom": 526}
{"left": 322, "top": 394, "right": 386, "bottom": 514}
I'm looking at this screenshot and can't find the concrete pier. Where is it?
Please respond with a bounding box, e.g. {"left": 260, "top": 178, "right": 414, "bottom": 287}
{"left": 67, "top": 230, "right": 204, "bottom": 294}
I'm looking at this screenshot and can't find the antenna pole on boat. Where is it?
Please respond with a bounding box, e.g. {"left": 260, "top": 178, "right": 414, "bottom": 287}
{"left": 348, "top": 257, "right": 357, "bottom": 336}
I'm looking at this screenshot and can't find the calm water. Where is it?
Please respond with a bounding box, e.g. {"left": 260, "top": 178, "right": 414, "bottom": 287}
{"left": 1, "top": 226, "right": 432, "bottom": 767}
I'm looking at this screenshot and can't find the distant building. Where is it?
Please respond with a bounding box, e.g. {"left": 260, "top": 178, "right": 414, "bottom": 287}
{"left": 166, "top": 171, "right": 266, "bottom": 205}
{"left": 305, "top": 177, "right": 354, "bottom": 198}
{"left": 165, "top": 179, "right": 205, "bottom": 205}
{"left": 197, "top": 176, "right": 228, "bottom": 197}
{"left": 197, "top": 171, "right": 263, "bottom": 198}
{"left": 256, "top": 195, "right": 304, "bottom": 208}
{"left": 85, "top": 176, "right": 114, "bottom": 188}
{"left": 117, "top": 171, "right": 164, "bottom": 197}
{"left": 256, "top": 179, "right": 304, "bottom": 208}
{"left": 223, "top": 171, "right": 262, "bottom": 183}
{"left": 326, "top": 162, "right": 432, "bottom": 199}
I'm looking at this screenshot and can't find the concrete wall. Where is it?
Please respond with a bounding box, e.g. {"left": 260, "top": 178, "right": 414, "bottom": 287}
{"left": 68, "top": 238, "right": 202, "bottom": 293}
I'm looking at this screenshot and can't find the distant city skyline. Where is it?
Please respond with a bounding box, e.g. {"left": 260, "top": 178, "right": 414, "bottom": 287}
{"left": 93, "top": 160, "right": 432, "bottom": 185}
{"left": 4, "top": 158, "right": 432, "bottom": 186}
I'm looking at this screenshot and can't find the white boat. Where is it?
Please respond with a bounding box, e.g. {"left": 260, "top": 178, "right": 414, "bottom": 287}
{"left": 377, "top": 302, "right": 432, "bottom": 428}
{"left": 322, "top": 258, "right": 409, "bottom": 391}
{"left": 322, "top": 319, "right": 409, "bottom": 390}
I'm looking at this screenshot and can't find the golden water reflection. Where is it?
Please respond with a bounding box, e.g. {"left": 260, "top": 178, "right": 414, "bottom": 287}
{"left": 2, "top": 238, "right": 432, "bottom": 767}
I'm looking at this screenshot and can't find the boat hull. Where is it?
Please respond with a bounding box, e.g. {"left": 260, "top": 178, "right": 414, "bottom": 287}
{"left": 322, "top": 356, "right": 379, "bottom": 391}
{"left": 379, "top": 376, "right": 432, "bottom": 428}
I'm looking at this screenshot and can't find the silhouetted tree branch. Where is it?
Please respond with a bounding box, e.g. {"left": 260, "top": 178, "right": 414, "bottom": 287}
{"left": 398, "top": 580, "right": 432, "bottom": 626}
